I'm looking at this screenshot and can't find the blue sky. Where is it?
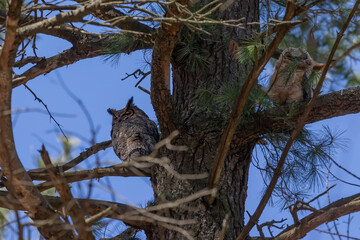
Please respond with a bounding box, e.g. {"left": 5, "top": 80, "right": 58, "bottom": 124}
{"left": 8, "top": 33, "right": 360, "bottom": 239}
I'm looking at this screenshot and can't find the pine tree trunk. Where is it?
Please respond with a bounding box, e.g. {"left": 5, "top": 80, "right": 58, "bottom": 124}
{"left": 147, "top": 1, "right": 259, "bottom": 239}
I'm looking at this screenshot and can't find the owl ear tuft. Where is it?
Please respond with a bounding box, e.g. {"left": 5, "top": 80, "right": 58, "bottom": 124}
{"left": 107, "top": 108, "right": 117, "bottom": 117}
{"left": 125, "top": 97, "right": 134, "bottom": 112}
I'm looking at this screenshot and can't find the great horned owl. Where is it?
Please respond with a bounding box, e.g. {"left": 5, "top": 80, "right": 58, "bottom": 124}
{"left": 107, "top": 97, "right": 159, "bottom": 162}
{"left": 267, "top": 48, "right": 324, "bottom": 105}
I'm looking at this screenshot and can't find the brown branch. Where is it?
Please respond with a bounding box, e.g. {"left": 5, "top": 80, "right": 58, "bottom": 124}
{"left": 240, "top": 86, "right": 360, "bottom": 141}
{"left": 12, "top": 46, "right": 105, "bottom": 87}
{"left": 62, "top": 140, "right": 112, "bottom": 171}
{"left": 0, "top": 188, "right": 215, "bottom": 232}
{"left": 17, "top": 0, "right": 109, "bottom": 38}
{"left": 12, "top": 32, "right": 150, "bottom": 87}
{"left": 35, "top": 163, "right": 152, "bottom": 192}
{"left": 236, "top": 1, "right": 360, "bottom": 239}
{"left": 0, "top": 10, "right": 108, "bottom": 45}
{"left": 86, "top": 4, "right": 154, "bottom": 34}
{"left": 286, "top": 184, "right": 336, "bottom": 225}
{"left": 29, "top": 140, "right": 112, "bottom": 175}
{"left": 39, "top": 145, "right": 93, "bottom": 240}
{"left": 14, "top": 56, "right": 45, "bottom": 68}
{"left": 207, "top": 0, "right": 297, "bottom": 204}
{"left": 100, "top": 227, "right": 139, "bottom": 240}
{"left": 274, "top": 193, "right": 360, "bottom": 240}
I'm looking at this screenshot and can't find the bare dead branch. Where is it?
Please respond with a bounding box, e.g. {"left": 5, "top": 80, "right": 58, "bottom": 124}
{"left": 25, "top": 132, "right": 205, "bottom": 194}
{"left": 17, "top": 0, "right": 108, "bottom": 37}
{"left": 274, "top": 193, "right": 360, "bottom": 240}
{"left": 12, "top": 32, "right": 150, "bottom": 87}
{"left": 314, "top": 228, "right": 360, "bottom": 240}
{"left": 121, "top": 69, "right": 151, "bottom": 88}
{"left": 219, "top": 214, "right": 230, "bottom": 240}
{"left": 285, "top": 184, "right": 336, "bottom": 224}
{"left": 0, "top": 190, "right": 148, "bottom": 229}
{"left": 30, "top": 140, "right": 112, "bottom": 175}
{"left": 0, "top": 187, "right": 216, "bottom": 232}
{"left": 35, "top": 163, "right": 152, "bottom": 192}
{"left": 73, "top": 0, "right": 154, "bottom": 34}
{"left": 14, "top": 56, "right": 45, "bottom": 68}
{"left": 85, "top": 206, "right": 114, "bottom": 225}
{"left": 100, "top": 227, "right": 139, "bottom": 240}
{"left": 255, "top": 217, "right": 286, "bottom": 238}
{"left": 138, "top": 86, "right": 151, "bottom": 95}
{"left": 24, "top": 84, "right": 68, "bottom": 140}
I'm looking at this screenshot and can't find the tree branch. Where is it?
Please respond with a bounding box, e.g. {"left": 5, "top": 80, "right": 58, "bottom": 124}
{"left": 35, "top": 164, "right": 151, "bottom": 192}
{"left": 12, "top": 32, "right": 150, "bottom": 87}
{"left": 241, "top": 86, "right": 360, "bottom": 140}
{"left": 17, "top": 0, "right": 107, "bottom": 38}
{"left": 150, "top": 0, "right": 189, "bottom": 135}
{"left": 73, "top": 0, "right": 154, "bottom": 34}
{"left": 28, "top": 140, "right": 112, "bottom": 175}
{"left": 274, "top": 193, "right": 360, "bottom": 240}
{"left": 0, "top": 190, "right": 149, "bottom": 230}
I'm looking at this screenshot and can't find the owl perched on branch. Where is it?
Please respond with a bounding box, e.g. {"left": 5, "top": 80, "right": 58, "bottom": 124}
{"left": 267, "top": 48, "right": 325, "bottom": 105}
{"left": 107, "top": 97, "right": 159, "bottom": 162}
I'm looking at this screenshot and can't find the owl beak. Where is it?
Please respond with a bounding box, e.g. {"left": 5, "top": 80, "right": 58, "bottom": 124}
{"left": 313, "top": 62, "right": 326, "bottom": 71}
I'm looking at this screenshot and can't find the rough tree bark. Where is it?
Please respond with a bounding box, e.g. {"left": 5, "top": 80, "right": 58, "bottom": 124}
{"left": 148, "top": 1, "right": 260, "bottom": 239}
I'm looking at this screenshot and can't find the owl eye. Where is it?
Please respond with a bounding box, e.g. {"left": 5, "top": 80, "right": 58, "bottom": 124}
{"left": 121, "top": 109, "right": 134, "bottom": 120}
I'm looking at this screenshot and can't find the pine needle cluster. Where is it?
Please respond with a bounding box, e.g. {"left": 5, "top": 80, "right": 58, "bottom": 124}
{"left": 255, "top": 126, "right": 346, "bottom": 206}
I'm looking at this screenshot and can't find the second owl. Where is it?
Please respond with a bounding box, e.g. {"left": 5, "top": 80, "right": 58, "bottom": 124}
{"left": 267, "top": 48, "right": 324, "bottom": 105}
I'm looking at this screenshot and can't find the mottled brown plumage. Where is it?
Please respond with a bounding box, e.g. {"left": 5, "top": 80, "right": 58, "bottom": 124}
{"left": 107, "top": 97, "right": 159, "bottom": 162}
{"left": 267, "top": 48, "right": 324, "bottom": 105}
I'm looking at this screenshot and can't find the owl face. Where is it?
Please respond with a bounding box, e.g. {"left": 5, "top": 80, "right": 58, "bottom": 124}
{"left": 267, "top": 48, "right": 324, "bottom": 105}
{"left": 281, "top": 48, "right": 313, "bottom": 71}
{"left": 107, "top": 97, "right": 136, "bottom": 125}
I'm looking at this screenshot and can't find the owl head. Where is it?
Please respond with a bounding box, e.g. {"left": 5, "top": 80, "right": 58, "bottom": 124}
{"left": 108, "top": 97, "right": 135, "bottom": 123}
{"left": 279, "top": 48, "right": 325, "bottom": 71}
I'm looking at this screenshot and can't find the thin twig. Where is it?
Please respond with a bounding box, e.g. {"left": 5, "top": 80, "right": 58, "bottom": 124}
{"left": 314, "top": 228, "right": 360, "bottom": 240}
{"left": 24, "top": 84, "right": 68, "bottom": 140}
